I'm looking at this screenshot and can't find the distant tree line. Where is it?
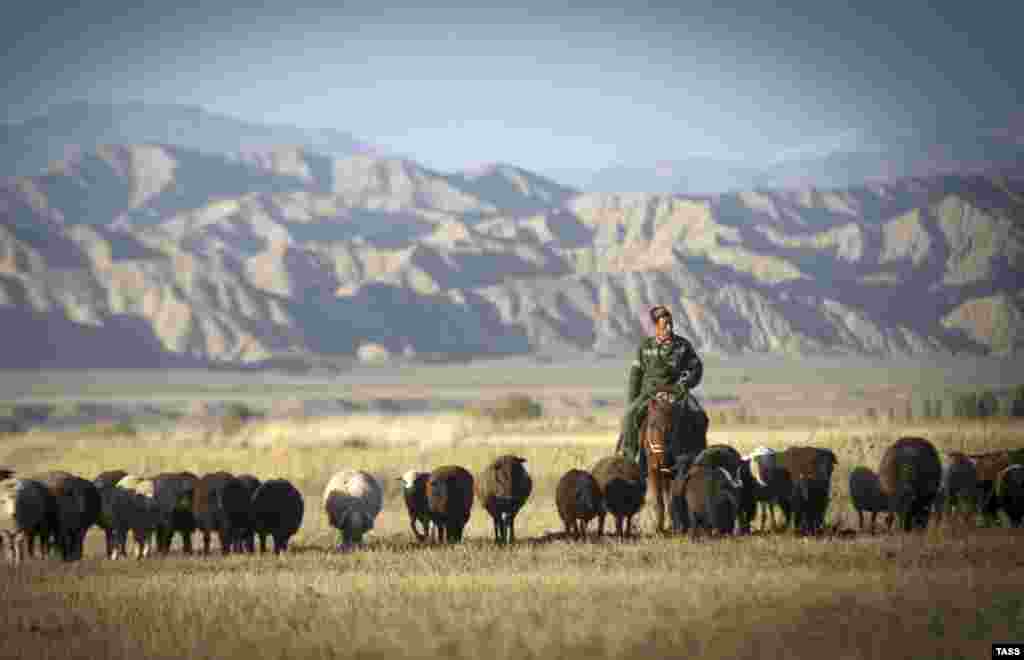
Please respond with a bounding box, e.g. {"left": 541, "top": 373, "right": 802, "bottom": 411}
{"left": 913, "top": 385, "right": 1024, "bottom": 420}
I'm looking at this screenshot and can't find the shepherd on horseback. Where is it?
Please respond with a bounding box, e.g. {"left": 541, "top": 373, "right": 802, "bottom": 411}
{"left": 616, "top": 305, "right": 708, "bottom": 477}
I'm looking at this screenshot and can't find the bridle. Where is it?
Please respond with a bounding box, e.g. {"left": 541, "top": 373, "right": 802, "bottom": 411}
{"left": 644, "top": 394, "right": 677, "bottom": 475}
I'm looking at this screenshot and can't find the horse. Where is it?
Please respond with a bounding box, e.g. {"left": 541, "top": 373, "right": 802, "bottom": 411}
{"left": 641, "top": 386, "right": 708, "bottom": 534}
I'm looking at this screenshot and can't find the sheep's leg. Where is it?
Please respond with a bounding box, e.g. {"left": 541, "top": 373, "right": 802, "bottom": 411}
{"left": 120, "top": 528, "right": 131, "bottom": 559}
{"left": 132, "top": 530, "right": 144, "bottom": 559}
{"left": 597, "top": 512, "right": 606, "bottom": 538}
{"left": 103, "top": 528, "right": 115, "bottom": 559}
{"left": 14, "top": 531, "right": 26, "bottom": 564}
{"left": 509, "top": 513, "right": 517, "bottom": 544}
{"left": 201, "top": 531, "right": 211, "bottom": 556}
{"left": 218, "top": 529, "right": 231, "bottom": 556}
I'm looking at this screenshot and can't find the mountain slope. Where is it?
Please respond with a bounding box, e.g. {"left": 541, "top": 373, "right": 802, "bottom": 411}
{"left": 1, "top": 143, "right": 1022, "bottom": 367}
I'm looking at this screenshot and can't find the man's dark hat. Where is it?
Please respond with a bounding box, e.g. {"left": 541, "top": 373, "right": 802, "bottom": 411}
{"left": 649, "top": 305, "right": 672, "bottom": 324}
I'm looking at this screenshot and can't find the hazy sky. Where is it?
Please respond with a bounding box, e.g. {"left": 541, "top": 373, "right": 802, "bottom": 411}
{"left": 3, "top": 0, "right": 1021, "bottom": 172}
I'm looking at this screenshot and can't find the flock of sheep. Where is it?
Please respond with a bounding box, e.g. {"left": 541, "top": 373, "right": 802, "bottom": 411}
{"left": 2, "top": 436, "right": 1024, "bottom": 563}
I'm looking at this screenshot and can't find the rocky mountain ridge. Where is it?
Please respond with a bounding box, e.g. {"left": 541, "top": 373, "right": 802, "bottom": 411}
{"left": 1, "top": 141, "right": 1022, "bottom": 368}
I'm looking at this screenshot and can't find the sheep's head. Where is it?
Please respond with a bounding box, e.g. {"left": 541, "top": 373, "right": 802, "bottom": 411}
{"left": 399, "top": 470, "right": 427, "bottom": 491}
{"left": 339, "top": 509, "right": 372, "bottom": 544}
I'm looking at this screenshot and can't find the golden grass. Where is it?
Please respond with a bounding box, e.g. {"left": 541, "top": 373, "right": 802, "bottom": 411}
{"left": 2, "top": 415, "right": 1024, "bottom": 659}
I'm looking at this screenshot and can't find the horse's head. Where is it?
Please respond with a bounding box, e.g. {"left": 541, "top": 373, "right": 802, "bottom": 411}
{"left": 643, "top": 395, "right": 676, "bottom": 472}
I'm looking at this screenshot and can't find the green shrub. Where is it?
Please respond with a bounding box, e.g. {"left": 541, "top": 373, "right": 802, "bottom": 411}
{"left": 80, "top": 420, "right": 137, "bottom": 437}
{"left": 1011, "top": 385, "right": 1024, "bottom": 418}
{"left": 953, "top": 392, "right": 979, "bottom": 419}
{"left": 978, "top": 391, "right": 1000, "bottom": 418}
{"left": 465, "top": 394, "right": 543, "bottom": 422}
{"left": 221, "top": 402, "right": 259, "bottom": 436}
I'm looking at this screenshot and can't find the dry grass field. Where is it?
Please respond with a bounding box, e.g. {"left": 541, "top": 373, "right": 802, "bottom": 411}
{"left": 3, "top": 405, "right": 1024, "bottom": 660}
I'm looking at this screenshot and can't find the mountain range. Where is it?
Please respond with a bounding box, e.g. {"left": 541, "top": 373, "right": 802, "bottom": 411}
{"left": 1, "top": 104, "right": 1022, "bottom": 368}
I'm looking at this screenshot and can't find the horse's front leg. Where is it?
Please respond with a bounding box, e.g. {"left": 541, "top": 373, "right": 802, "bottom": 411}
{"left": 646, "top": 466, "right": 662, "bottom": 534}
{"left": 654, "top": 472, "right": 668, "bottom": 535}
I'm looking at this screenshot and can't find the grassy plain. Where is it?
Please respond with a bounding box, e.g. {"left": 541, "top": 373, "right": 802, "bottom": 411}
{"left": 2, "top": 359, "right": 1024, "bottom": 659}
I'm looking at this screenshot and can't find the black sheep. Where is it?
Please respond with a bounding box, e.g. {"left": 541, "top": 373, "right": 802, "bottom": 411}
{"left": 684, "top": 464, "right": 742, "bottom": 539}
{"left": 399, "top": 470, "right": 432, "bottom": 542}
{"left": 879, "top": 437, "right": 942, "bottom": 532}
{"left": 426, "top": 465, "right": 474, "bottom": 544}
{"left": 35, "top": 471, "right": 100, "bottom": 561}
{"left": 152, "top": 471, "right": 198, "bottom": 555}
{"left": 251, "top": 479, "right": 305, "bottom": 553}
{"left": 591, "top": 456, "right": 644, "bottom": 539}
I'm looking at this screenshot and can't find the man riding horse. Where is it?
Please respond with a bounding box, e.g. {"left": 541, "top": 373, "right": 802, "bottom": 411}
{"left": 616, "top": 305, "right": 709, "bottom": 475}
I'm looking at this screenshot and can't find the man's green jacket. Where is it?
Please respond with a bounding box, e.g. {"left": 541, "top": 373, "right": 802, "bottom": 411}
{"left": 627, "top": 333, "right": 703, "bottom": 404}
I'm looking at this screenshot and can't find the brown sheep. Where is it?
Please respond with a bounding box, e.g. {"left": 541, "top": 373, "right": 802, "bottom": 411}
{"left": 934, "top": 452, "right": 979, "bottom": 522}
{"left": 426, "top": 465, "right": 474, "bottom": 544}
{"left": 591, "top": 456, "right": 644, "bottom": 539}
{"left": 993, "top": 465, "right": 1024, "bottom": 527}
{"left": 192, "top": 472, "right": 251, "bottom": 555}
{"left": 968, "top": 449, "right": 1024, "bottom": 522}
{"left": 476, "top": 455, "right": 533, "bottom": 544}
{"left": 879, "top": 436, "right": 942, "bottom": 532}
{"left": 555, "top": 469, "right": 603, "bottom": 540}
{"left": 398, "top": 470, "right": 432, "bottom": 542}
{"left": 777, "top": 446, "right": 837, "bottom": 535}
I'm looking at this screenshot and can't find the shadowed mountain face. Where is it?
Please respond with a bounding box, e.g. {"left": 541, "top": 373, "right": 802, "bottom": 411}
{"left": 1, "top": 137, "right": 1022, "bottom": 367}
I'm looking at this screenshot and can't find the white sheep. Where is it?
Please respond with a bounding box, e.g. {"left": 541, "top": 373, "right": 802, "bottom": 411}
{"left": 323, "top": 470, "right": 383, "bottom": 550}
